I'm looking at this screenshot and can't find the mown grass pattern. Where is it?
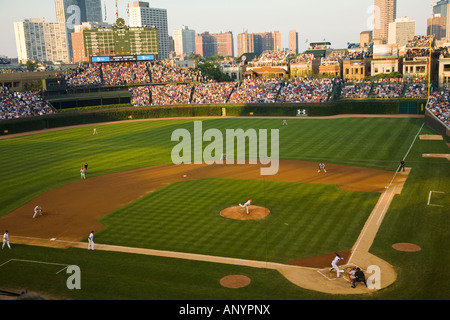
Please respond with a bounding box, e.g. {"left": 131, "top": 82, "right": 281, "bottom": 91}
{"left": 96, "top": 179, "right": 380, "bottom": 263}
{"left": 1, "top": 117, "right": 449, "bottom": 300}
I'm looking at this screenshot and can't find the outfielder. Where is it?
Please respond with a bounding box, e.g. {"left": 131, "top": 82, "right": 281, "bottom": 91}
{"left": 88, "top": 231, "right": 95, "bottom": 250}
{"left": 80, "top": 167, "right": 86, "bottom": 179}
{"left": 239, "top": 199, "right": 252, "bottom": 215}
{"left": 329, "top": 253, "right": 345, "bottom": 278}
{"left": 2, "top": 230, "right": 11, "bottom": 249}
{"left": 318, "top": 162, "right": 327, "bottom": 173}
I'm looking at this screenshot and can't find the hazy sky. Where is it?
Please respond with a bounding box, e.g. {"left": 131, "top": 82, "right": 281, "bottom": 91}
{"left": 0, "top": 0, "right": 433, "bottom": 58}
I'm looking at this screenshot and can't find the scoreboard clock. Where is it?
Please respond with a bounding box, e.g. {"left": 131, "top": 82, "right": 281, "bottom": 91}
{"left": 116, "top": 18, "right": 126, "bottom": 29}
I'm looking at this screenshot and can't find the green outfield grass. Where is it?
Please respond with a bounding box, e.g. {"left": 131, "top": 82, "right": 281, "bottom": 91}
{"left": 96, "top": 179, "right": 379, "bottom": 263}
{"left": 0, "top": 117, "right": 449, "bottom": 301}
{"left": 0, "top": 117, "right": 424, "bottom": 218}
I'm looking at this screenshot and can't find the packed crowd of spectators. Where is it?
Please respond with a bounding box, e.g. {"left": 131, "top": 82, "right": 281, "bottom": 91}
{"left": 0, "top": 86, "right": 55, "bottom": 120}
{"left": 277, "top": 78, "right": 334, "bottom": 103}
{"left": 129, "top": 86, "right": 151, "bottom": 107}
{"left": 128, "top": 77, "right": 337, "bottom": 106}
{"left": 321, "top": 51, "right": 345, "bottom": 65}
{"left": 65, "top": 61, "right": 202, "bottom": 88}
{"left": 406, "top": 35, "right": 432, "bottom": 48}
{"left": 191, "top": 81, "right": 236, "bottom": 104}
{"left": 250, "top": 50, "right": 290, "bottom": 67}
{"left": 340, "top": 80, "right": 372, "bottom": 99}
{"left": 372, "top": 83, "right": 404, "bottom": 98}
{"left": 290, "top": 54, "right": 315, "bottom": 64}
{"left": 150, "top": 60, "right": 202, "bottom": 83}
{"left": 342, "top": 51, "right": 373, "bottom": 60}
{"left": 404, "top": 83, "right": 427, "bottom": 98}
{"left": 102, "top": 62, "right": 150, "bottom": 86}
{"left": 428, "top": 89, "right": 450, "bottom": 127}
{"left": 65, "top": 64, "right": 102, "bottom": 87}
{"left": 228, "top": 78, "right": 282, "bottom": 104}
{"left": 405, "top": 48, "right": 430, "bottom": 59}
{"left": 150, "top": 84, "right": 193, "bottom": 106}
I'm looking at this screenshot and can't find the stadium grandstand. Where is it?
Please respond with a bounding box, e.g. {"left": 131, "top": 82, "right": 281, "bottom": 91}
{"left": 0, "top": 48, "right": 449, "bottom": 134}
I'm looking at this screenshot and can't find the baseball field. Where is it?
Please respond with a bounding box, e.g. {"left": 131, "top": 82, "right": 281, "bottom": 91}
{"left": 0, "top": 115, "right": 449, "bottom": 302}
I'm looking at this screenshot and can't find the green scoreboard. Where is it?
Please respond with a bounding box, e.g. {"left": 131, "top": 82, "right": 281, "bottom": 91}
{"left": 84, "top": 18, "right": 159, "bottom": 59}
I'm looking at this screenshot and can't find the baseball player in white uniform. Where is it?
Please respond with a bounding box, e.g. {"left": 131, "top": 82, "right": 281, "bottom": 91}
{"left": 329, "top": 253, "right": 345, "bottom": 278}
{"left": 239, "top": 199, "right": 252, "bottom": 215}
{"left": 33, "top": 205, "right": 42, "bottom": 218}
{"left": 318, "top": 162, "right": 327, "bottom": 173}
{"left": 2, "top": 230, "right": 11, "bottom": 249}
{"left": 88, "top": 231, "right": 94, "bottom": 250}
{"left": 80, "top": 167, "right": 86, "bottom": 179}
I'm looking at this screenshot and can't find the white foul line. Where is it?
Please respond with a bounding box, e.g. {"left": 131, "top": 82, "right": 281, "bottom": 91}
{"left": 0, "top": 258, "right": 70, "bottom": 274}
{"left": 428, "top": 191, "right": 445, "bottom": 207}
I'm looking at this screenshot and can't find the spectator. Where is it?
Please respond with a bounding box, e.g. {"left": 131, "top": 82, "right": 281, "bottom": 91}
{"left": 428, "top": 89, "right": 450, "bottom": 127}
{"left": 0, "top": 86, "right": 55, "bottom": 120}
{"left": 277, "top": 77, "right": 334, "bottom": 103}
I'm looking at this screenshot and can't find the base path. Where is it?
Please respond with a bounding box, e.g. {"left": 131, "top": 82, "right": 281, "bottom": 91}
{"left": 2, "top": 161, "right": 410, "bottom": 295}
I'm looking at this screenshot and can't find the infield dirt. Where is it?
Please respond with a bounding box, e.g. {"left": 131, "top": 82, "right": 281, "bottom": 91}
{"left": 1, "top": 160, "right": 410, "bottom": 295}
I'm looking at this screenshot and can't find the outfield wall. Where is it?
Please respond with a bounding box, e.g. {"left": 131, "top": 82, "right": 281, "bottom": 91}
{"left": 0, "top": 99, "right": 427, "bottom": 136}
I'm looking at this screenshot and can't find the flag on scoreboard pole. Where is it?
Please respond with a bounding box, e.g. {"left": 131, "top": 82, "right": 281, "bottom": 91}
{"left": 104, "top": 4, "right": 107, "bottom": 20}
{"left": 115, "top": 0, "right": 118, "bottom": 18}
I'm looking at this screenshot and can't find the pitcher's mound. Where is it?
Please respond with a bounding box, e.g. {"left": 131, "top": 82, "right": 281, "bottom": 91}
{"left": 220, "top": 206, "right": 270, "bottom": 220}
{"left": 392, "top": 243, "right": 421, "bottom": 252}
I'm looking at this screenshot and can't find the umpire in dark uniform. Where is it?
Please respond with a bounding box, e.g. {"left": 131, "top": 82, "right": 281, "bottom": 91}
{"left": 351, "top": 268, "right": 367, "bottom": 288}
{"left": 399, "top": 159, "right": 405, "bottom": 172}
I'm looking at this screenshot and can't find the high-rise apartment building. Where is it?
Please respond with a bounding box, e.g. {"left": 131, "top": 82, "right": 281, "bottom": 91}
{"left": 373, "top": 0, "right": 397, "bottom": 44}
{"left": 173, "top": 25, "right": 196, "bottom": 57}
{"left": 213, "top": 32, "right": 234, "bottom": 57}
{"left": 237, "top": 31, "right": 254, "bottom": 57}
{"left": 128, "top": 1, "right": 169, "bottom": 59}
{"left": 434, "top": 0, "right": 450, "bottom": 17}
{"left": 54, "top": 0, "right": 103, "bottom": 62}
{"left": 195, "top": 31, "right": 234, "bottom": 58}
{"left": 237, "top": 30, "right": 281, "bottom": 57}
{"left": 428, "top": 14, "right": 447, "bottom": 41}
{"left": 427, "top": 1, "right": 449, "bottom": 40}
{"left": 14, "top": 18, "right": 69, "bottom": 64}
{"left": 289, "top": 30, "right": 299, "bottom": 55}
{"left": 388, "top": 17, "right": 415, "bottom": 47}
{"left": 195, "top": 32, "right": 216, "bottom": 58}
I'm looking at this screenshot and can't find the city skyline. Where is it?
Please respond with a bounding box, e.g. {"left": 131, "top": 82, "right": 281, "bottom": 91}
{"left": 0, "top": 0, "right": 432, "bottom": 59}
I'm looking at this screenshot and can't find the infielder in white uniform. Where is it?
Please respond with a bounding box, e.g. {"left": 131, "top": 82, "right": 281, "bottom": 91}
{"left": 239, "top": 199, "right": 252, "bottom": 215}
{"left": 318, "top": 162, "right": 327, "bottom": 173}
{"left": 2, "top": 230, "right": 11, "bottom": 249}
{"left": 33, "top": 204, "right": 42, "bottom": 218}
{"left": 329, "top": 253, "right": 345, "bottom": 278}
{"left": 88, "top": 231, "right": 94, "bottom": 250}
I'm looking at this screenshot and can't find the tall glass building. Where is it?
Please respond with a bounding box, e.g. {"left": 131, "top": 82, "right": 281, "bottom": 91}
{"left": 128, "top": 1, "right": 169, "bottom": 60}
{"left": 54, "top": 0, "right": 103, "bottom": 61}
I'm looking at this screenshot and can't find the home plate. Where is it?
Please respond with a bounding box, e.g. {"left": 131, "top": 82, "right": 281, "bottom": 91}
{"left": 50, "top": 238, "right": 56, "bottom": 241}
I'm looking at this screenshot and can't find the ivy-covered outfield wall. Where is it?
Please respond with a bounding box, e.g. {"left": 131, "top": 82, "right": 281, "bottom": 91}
{"left": 0, "top": 99, "right": 427, "bottom": 136}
